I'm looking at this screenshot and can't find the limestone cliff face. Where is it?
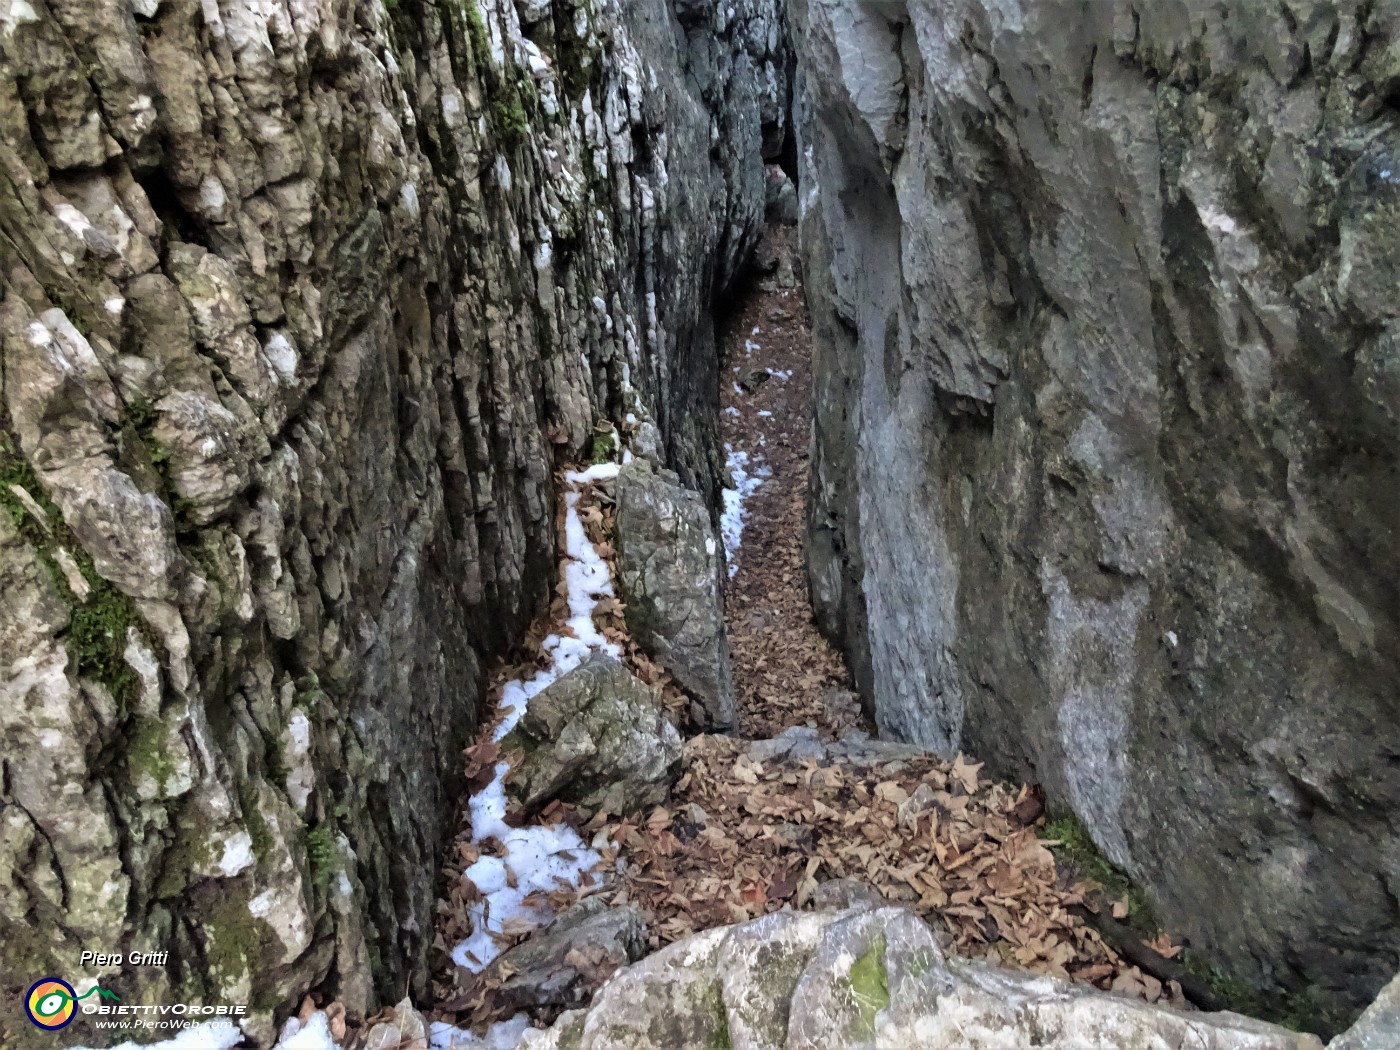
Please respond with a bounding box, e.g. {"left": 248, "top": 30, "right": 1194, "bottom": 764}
{"left": 0, "top": 0, "right": 782, "bottom": 1040}
{"left": 794, "top": 0, "right": 1400, "bottom": 1015}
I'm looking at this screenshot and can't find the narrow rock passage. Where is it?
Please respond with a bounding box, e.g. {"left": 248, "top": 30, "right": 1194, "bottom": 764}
{"left": 716, "top": 228, "right": 861, "bottom": 739}
{"left": 428, "top": 231, "right": 1207, "bottom": 1045}
{"left": 589, "top": 229, "right": 1196, "bottom": 1002}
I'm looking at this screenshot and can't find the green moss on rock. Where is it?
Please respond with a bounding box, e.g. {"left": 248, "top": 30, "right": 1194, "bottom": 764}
{"left": 237, "top": 784, "right": 275, "bottom": 860}
{"left": 0, "top": 432, "right": 146, "bottom": 707}
{"left": 847, "top": 933, "right": 890, "bottom": 1038}
{"left": 127, "top": 718, "right": 177, "bottom": 792}
{"left": 304, "top": 825, "right": 337, "bottom": 889}
{"left": 1040, "top": 812, "right": 1158, "bottom": 933}
{"left": 200, "top": 894, "right": 273, "bottom": 993}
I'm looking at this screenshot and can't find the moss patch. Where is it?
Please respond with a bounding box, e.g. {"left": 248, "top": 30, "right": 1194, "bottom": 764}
{"left": 0, "top": 432, "right": 146, "bottom": 707}
{"left": 1040, "top": 812, "right": 1158, "bottom": 934}
{"left": 588, "top": 430, "right": 615, "bottom": 464}
{"left": 153, "top": 821, "right": 217, "bottom": 898}
{"left": 304, "top": 825, "right": 337, "bottom": 889}
{"left": 458, "top": 0, "right": 489, "bottom": 60}
{"left": 700, "top": 979, "right": 732, "bottom": 1050}
{"left": 491, "top": 90, "right": 530, "bottom": 147}
{"left": 66, "top": 565, "right": 142, "bottom": 704}
{"left": 847, "top": 933, "right": 890, "bottom": 1038}
{"left": 199, "top": 893, "right": 272, "bottom": 992}
{"left": 127, "top": 718, "right": 178, "bottom": 793}
{"left": 237, "top": 784, "right": 274, "bottom": 860}
{"left": 1177, "top": 953, "right": 1351, "bottom": 1039}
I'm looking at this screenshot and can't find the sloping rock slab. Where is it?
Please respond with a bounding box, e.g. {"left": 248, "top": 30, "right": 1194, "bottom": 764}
{"left": 504, "top": 654, "right": 682, "bottom": 818}
{"left": 519, "top": 906, "right": 1323, "bottom": 1050}
{"left": 480, "top": 897, "right": 647, "bottom": 1012}
{"left": 616, "top": 460, "right": 736, "bottom": 731}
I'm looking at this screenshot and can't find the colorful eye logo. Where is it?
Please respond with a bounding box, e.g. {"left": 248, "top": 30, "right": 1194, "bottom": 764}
{"left": 25, "top": 977, "right": 77, "bottom": 1030}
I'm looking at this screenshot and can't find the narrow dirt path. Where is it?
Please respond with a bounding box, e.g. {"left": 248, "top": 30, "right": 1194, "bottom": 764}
{"left": 715, "top": 227, "right": 862, "bottom": 739}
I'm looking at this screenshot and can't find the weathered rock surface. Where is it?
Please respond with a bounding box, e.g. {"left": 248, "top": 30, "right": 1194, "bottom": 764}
{"left": 504, "top": 654, "right": 682, "bottom": 818}
{"left": 480, "top": 897, "right": 648, "bottom": 1012}
{"left": 521, "top": 905, "right": 1323, "bottom": 1050}
{"left": 616, "top": 459, "right": 736, "bottom": 730}
{"left": 0, "top": 0, "right": 784, "bottom": 1041}
{"left": 794, "top": 0, "right": 1400, "bottom": 1017}
{"left": 1330, "top": 973, "right": 1400, "bottom": 1050}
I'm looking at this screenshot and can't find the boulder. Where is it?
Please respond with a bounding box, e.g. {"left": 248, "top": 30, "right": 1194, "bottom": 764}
{"left": 630, "top": 420, "right": 664, "bottom": 465}
{"left": 1330, "top": 973, "right": 1400, "bottom": 1050}
{"left": 519, "top": 906, "right": 1324, "bottom": 1050}
{"left": 615, "top": 460, "right": 737, "bottom": 731}
{"left": 481, "top": 897, "right": 648, "bottom": 1012}
{"left": 765, "top": 166, "right": 800, "bottom": 226}
{"left": 504, "top": 654, "right": 682, "bottom": 818}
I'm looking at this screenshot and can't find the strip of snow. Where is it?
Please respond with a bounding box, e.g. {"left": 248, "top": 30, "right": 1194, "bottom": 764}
{"left": 724, "top": 406, "right": 740, "bottom": 418}
{"left": 565, "top": 462, "right": 620, "bottom": 484}
{"left": 274, "top": 1011, "right": 335, "bottom": 1049}
{"left": 744, "top": 338, "right": 761, "bottom": 354}
{"left": 451, "top": 469, "right": 619, "bottom": 976}
{"left": 720, "top": 444, "right": 768, "bottom": 578}
{"left": 768, "top": 368, "right": 793, "bottom": 380}
{"left": 430, "top": 1015, "right": 533, "bottom": 1050}
{"left": 757, "top": 410, "right": 772, "bottom": 418}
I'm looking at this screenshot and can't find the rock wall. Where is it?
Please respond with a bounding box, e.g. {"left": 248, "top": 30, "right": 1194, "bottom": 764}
{"left": 793, "top": 0, "right": 1400, "bottom": 1018}
{"left": 0, "top": 0, "right": 783, "bottom": 1041}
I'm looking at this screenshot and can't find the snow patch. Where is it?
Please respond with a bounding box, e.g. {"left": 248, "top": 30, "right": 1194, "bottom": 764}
{"left": 218, "top": 830, "right": 254, "bottom": 877}
{"left": 430, "top": 1014, "right": 533, "bottom": 1050}
{"left": 720, "top": 444, "right": 768, "bottom": 578}
{"left": 273, "top": 1011, "right": 335, "bottom": 1049}
{"left": 451, "top": 469, "right": 620, "bottom": 973}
